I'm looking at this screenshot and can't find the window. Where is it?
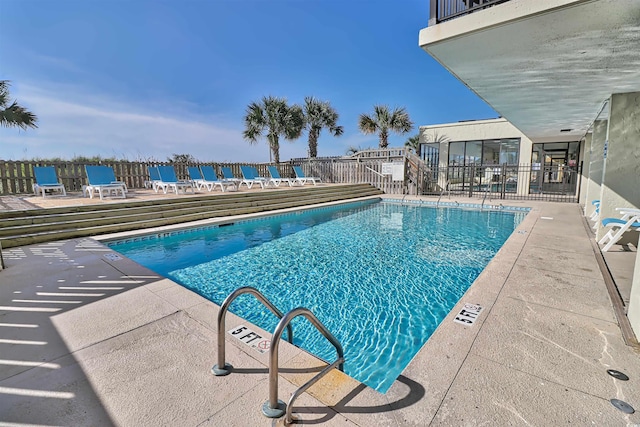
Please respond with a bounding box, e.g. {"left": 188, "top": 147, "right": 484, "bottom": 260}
{"left": 466, "top": 141, "right": 482, "bottom": 165}
{"left": 448, "top": 138, "right": 521, "bottom": 166}
{"left": 449, "top": 142, "right": 465, "bottom": 166}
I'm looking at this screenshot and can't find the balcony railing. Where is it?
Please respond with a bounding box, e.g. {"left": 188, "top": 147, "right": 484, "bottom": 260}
{"left": 429, "top": 0, "right": 512, "bottom": 25}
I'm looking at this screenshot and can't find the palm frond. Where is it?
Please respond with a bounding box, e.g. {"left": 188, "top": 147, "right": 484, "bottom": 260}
{"left": 0, "top": 81, "right": 38, "bottom": 130}
{"left": 358, "top": 114, "right": 378, "bottom": 134}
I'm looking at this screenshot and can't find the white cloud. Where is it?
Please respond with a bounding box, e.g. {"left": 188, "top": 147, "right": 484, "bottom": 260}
{"left": 0, "top": 83, "right": 310, "bottom": 163}
{"left": 0, "top": 81, "right": 384, "bottom": 163}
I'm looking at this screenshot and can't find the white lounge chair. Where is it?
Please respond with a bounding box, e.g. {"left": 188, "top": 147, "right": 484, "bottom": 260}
{"left": 155, "top": 165, "right": 194, "bottom": 194}
{"left": 33, "top": 166, "right": 66, "bottom": 198}
{"left": 268, "top": 166, "right": 301, "bottom": 187}
{"left": 598, "top": 210, "right": 640, "bottom": 252}
{"left": 239, "top": 165, "right": 270, "bottom": 189}
{"left": 589, "top": 200, "right": 601, "bottom": 230}
{"left": 146, "top": 166, "right": 162, "bottom": 190}
{"left": 187, "top": 166, "right": 207, "bottom": 190}
{"left": 85, "top": 165, "right": 127, "bottom": 200}
{"left": 199, "top": 165, "right": 237, "bottom": 192}
{"left": 293, "top": 165, "right": 322, "bottom": 185}
{"left": 220, "top": 167, "right": 243, "bottom": 189}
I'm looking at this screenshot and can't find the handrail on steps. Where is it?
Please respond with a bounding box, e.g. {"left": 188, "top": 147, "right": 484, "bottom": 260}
{"left": 263, "top": 307, "right": 345, "bottom": 423}
{"left": 212, "top": 286, "right": 293, "bottom": 376}
{"left": 364, "top": 166, "right": 385, "bottom": 178}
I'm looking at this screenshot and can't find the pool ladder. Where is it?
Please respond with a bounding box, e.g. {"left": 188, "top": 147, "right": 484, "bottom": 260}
{"left": 213, "top": 286, "right": 345, "bottom": 425}
{"left": 436, "top": 180, "right": 451, "bottom": 208}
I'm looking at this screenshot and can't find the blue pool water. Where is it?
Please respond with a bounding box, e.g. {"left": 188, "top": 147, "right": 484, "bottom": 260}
{"left": 107, "top": 200, "right": 527, "bottom": 392}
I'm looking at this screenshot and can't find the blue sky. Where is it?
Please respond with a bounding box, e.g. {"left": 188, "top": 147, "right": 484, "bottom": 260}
{"left": 0, "top": 0, "right": 497, "bottom": 163}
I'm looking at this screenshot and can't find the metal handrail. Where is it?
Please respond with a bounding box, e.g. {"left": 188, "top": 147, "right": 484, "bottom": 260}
{"left": 436, "top": 180, "right": 450, "bottom": 208}
{"left": 430, "top": 0, "right": 512, "bottom": 24}
{"left": 284, "top": 357, "right": 344, "bottom": 425}
{"left": 262, "top": 307, "right": 345, "bottom": 420}
{"left": 481, "top": 180, "right": 491, "bottom": 210}
{"left": 212, "top": 286, "right": 293, "bottom": 376}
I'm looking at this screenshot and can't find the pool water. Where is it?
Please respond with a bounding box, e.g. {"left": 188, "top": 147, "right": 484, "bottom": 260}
{"left": 107, "top": 200, "right": 526, "bottom": 392}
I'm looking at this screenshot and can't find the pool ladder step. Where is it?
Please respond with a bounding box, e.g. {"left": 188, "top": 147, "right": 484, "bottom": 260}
{"left": 213, "top": 286, "right": 345, "bottom": 425}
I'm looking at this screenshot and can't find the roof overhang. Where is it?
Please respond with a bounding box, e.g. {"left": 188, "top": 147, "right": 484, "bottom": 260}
{"left": 419, "top": 0, "right": 640, "bottom": 143}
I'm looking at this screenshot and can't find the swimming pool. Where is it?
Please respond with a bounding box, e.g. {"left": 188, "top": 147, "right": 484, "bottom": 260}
{"left": 106, "top": 200, "right": 527, "bottom": 392}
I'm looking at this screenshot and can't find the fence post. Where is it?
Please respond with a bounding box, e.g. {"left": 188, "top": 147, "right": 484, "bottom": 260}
{"left": 468, "top": 165, "right": 474, "bottom": 197}
{"left": 500, "top": 163, "right": 507, "bottom": 199}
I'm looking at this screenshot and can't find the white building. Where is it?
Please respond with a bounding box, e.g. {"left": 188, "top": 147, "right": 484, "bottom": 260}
{"left": 419, "top": 117, "right": 582, "bottom": 198}
{"left": 419, "top": 0, "right": 640, "bottom": 336}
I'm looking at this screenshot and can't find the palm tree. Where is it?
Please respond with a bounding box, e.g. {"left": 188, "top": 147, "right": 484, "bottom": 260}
{"left": 358, "top": 105, "right": 413, "bottom": 149}
{"left": 303, "top": 97, "right": 343, "bottom": 158}
{"left": 404, "top": 134, "right": 420, "bottom": 153}
{"left": 243, "top": 96, "right": 304, "bottom": 163}
{"left": 0, "top": 80, "right": 38, "bottom": 130}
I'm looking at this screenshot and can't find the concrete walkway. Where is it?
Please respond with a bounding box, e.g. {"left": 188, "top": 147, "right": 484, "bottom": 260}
{"left": 0, "top": 198, "right": 638, "bottom": 426}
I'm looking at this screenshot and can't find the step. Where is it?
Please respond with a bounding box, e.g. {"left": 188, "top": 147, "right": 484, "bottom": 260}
{"left": 0, "top": 184, "right": 376, "bottom": 219}
{"left": 0, "top": 188, "right": 380, "bottom": 237}
{"left": 0, "top": 185, "right": 383, "bottom": 248}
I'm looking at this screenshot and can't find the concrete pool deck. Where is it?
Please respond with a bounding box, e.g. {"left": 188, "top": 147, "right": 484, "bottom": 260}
{"left": 0, "top": 194, "right": 639, "bottom": 426}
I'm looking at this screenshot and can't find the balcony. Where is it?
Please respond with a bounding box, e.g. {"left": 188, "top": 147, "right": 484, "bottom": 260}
{"left": 429, "top": 0, "right": 512, "bottom": 25}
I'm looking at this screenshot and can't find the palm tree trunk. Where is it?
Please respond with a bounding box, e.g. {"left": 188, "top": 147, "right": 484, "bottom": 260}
{"left": 308, "top": 128, "right": 319, "bottom": 158}
{"left": 380, "top": 129, "right": 389, "bottom": 149}
{"left": 270, "top": 135, "right": 280, "bottom": 164}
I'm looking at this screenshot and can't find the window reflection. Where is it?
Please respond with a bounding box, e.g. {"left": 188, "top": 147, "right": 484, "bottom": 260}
{"left": 447, "top": 138, "right": 521, "bottom": 166}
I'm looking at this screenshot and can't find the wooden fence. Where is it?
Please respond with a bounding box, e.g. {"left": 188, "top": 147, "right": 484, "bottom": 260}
{"left": 0, "top": 160, "right": 299, "bottom": 196}
{"left": 0, "top": 154, "right": 418, "bottom": 196}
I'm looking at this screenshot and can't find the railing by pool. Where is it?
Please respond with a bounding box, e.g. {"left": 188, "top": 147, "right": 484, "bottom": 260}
{"left": 429, "top": 0, "right": 512, "bottom": 25}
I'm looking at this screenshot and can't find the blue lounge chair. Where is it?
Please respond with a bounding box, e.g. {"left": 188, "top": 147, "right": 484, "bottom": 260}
{"left": 155, "top": 165, "right": 194, "bottom": 194}
{"left": 200, "top": 165, "right": 237, "bottom": 192}
{"left": 293, "top": 165, "right": 322, "bottom": 186}
{"left": 85, "top": 165, "right": 127, "bottom": 200}
{"left": 599, "top": 209, "right": 640, "bottom": 252}
{"left": 33, "top": 166, "right": 66, "bottom": 198}
{"left": 239, "top": 165, "right": 270, "bottom": 189}
{"left": 187, "top": 166, "right": 206, "bottom": 190}
{"left": 146, "top": 166, "right": 163, "bottom": 191}
{"left": 267, "top": 165, "right": 301, "bottom": 187}
{"left": 220, "top": 166, "right": 243, "bottom": 188}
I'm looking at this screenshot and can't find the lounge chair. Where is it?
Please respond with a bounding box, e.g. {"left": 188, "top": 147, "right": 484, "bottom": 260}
{"left": 155, "top": 165, "right": 195, "bottom": 194}
{"left": 267, "top": 165, "right": 301, "bottom": 187}
{"left": 85, "top": 165, "right": 127, "bottom": 200}
{"left": 598, "top": 209, "right": 640, "bottom": 252}
{"left": 33, "top": 166, "right": 66, "bottom": 198}
{"left": 589, "top": 200, "right": 600, "bottom": 221}
{"left": 187, "top": 166, "right": 207, "bottom": 190}
{"left": 199, "top": 165, "right": 237, "bottom": 192}
{"left": 239, "top": 165, "right": 271, "bottom": 189}
{"left": 590, "top": 200, "right": 600, "bottom": 230}
{"left": 293, "top": 165, "right": 322, "bottom": 186}
{"left": 220, "top": 166, "right": 243, "bottom": 188}
{"left": 146, "top": 166, "right": 162, "bottom": 190}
